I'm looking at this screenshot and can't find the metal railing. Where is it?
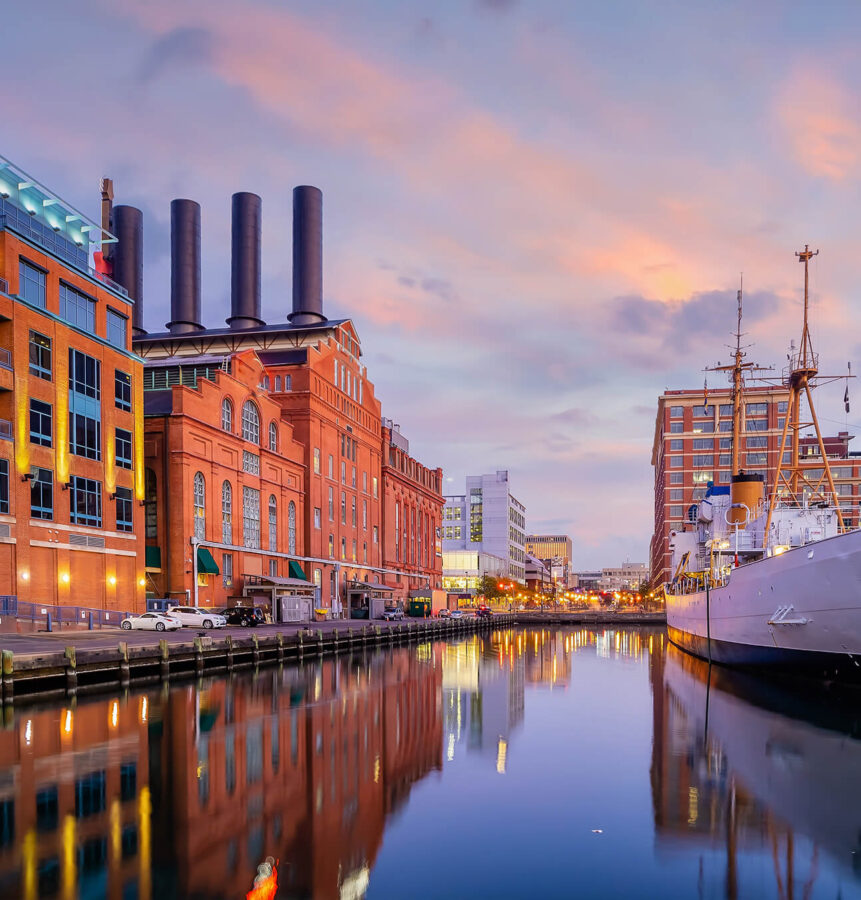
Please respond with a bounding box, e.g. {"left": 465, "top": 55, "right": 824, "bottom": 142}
{"left": 0, "top": 596, "right": 133, "bottom": 628}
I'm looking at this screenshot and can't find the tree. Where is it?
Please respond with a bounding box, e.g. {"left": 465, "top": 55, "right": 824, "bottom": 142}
{"left": 476, "top": 575, "right": 505, "bottom": 601}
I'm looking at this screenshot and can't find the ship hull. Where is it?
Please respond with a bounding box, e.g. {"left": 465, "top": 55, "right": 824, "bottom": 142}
{"left": 666, "top": 527, "right": 861, "bottom": 679}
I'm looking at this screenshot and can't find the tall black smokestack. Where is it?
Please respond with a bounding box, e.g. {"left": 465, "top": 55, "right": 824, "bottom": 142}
{"left": 289, "top": 186, "right": 326, "bottom": 325}
{"left": 111, "top": 205, "right": 145, "bottom": 335}
{"left": 227, "top": 192, "right": 264, "bottom": 330}
{"left": 167, "top": 199, "right": 203, "bottom": 334}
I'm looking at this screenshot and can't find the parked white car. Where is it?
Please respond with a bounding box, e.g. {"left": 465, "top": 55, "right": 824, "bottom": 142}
{"left": 166, "top": 606, "right": 227, "bottom": 629}
{"left": 121, "top": 612, "right": 182, "bottom": 632}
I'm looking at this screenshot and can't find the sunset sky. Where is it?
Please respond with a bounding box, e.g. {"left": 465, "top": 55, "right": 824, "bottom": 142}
{"left": 5, "top": 0, "right": 861, "bottom": 567}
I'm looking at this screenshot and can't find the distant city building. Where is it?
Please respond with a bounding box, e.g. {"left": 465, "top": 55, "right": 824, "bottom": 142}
{"left": 525, "top": 553, "right": 552, "bottom": 593}
{"left": 525, "top": 534, "right": 573, "bottom": 587}
{"left": 598, "top": 563, "right": 648, "bottom": 593}
{"left": 571, "top": 571, "right": 601, "bottom": 591}
{"left": 650, "top": 386, "right": 861, "bottom": 586}
{"left": 442, "top": 470, "right": 526, "bottom": 582}
{"left": 441, "top": 550, "right": 506, "bottom": 594}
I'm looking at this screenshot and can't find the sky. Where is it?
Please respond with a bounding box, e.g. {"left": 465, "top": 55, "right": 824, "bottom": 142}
{"left": 4, "top": 0, "right": 861, "bottom": 568}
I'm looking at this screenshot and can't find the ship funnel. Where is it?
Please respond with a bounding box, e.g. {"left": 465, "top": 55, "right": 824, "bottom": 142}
{"left": 729, "top": 473, "right": 764, "bottom": 527}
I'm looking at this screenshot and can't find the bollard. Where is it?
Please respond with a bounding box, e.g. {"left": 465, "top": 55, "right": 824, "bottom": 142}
{"left": 88, "top": 612, "right": 94, "bottom": 631}
{"left": 159, "top": 639, "right": 170, "bottom": 680}
{"left": 1, "top": 650, "right": 13, "bottom": 704}
{"left": 46, "top": 612, "right": 52, "bottom": 633}
{"left": 64, "top": 646, "right": 77, "bottom": 695}
{"left": 118, "top": 641, "right": 130, "bottom": 686}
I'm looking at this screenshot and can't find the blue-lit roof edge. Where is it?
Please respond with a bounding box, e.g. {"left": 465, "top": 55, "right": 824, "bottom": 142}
{"left": 0, "top": 153, "right": 116, "bottom": 244}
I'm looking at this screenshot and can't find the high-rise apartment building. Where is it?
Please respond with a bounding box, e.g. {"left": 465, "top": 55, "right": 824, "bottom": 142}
{"left": 443, "top": 470, "right": 526, "bottom": 582}
{"left": 650, "top": 386, "right": 861, "bottom": 586}
{"left": 525, "top": 533, "right": 573, "bottom": 587}
{"left": 0, "top": 155, "right": 145, "bottom": 612}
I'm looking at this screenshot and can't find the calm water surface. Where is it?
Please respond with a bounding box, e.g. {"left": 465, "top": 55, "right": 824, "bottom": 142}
{"left": 1, "top": 626, "right": 859, "bottom": 899}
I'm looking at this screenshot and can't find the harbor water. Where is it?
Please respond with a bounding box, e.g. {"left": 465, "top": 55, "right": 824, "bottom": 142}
{"left": 0, "top": 626, "right": 859, "bottom": 899}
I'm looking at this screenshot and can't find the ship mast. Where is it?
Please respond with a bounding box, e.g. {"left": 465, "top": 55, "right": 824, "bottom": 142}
{"left": 763, "top": 245, "right": 847, "bottom": 540}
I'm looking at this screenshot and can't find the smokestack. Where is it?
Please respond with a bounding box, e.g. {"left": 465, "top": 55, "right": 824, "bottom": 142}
{"left": 111, "top": 205, "right": 145, "bottom": 335}
{"left": 227, "top": 192, "right": 264, "bottom": 330}
{"left": 289, "top": 186, "right": 326, "bottom": 326}
{"left": 167, "top": 199, "right": 203, "bottom": 334}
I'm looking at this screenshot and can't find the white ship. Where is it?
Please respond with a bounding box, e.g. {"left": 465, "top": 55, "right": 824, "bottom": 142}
{"left": 665, "top": 247, "right": 861, "bottom": 679}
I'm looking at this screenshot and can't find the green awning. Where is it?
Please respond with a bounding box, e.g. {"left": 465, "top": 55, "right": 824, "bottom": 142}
{"left": 288, "top": 560, "right": 307, "bottom": 580}
{"left": 197, "top": 547, "right": 220, "bottom": 575}
{"left": 145, "top": 546, "right": 162, "bottom": 569}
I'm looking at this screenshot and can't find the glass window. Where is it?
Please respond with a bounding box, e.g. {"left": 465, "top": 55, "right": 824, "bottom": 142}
{"left": 341, "top": 491, "right": 346, "bottom": 525}
{"left": 59, "top": 283, "right": 96, "bottom": 334}
{"left": 692, "top": 438, "right": 713, "bottom": 450}
{"left": 691, "top": 421, "right": 714, "bottom": 433}
{"left": 669, "top": 439, "right": 683, "bottom": 451}
{"left": 746, "top": 452, "right": 768, "bottom": 466}
{"left": 669, "top": 505, "right": 683, "bottom": 517}
{"left": 718, "top": 470, "right": 732, "bottom": 483}
{"left": 692, "top": 471, "right": 713, "bottom": 484}
{"left": 373, "top": 525, "right": 378, "bottom": 544}
{"left": 115, "top": 428, "right": 132, "bottom": 468}
{"left": 719, "top": 420, "right": 733, "bottom": 432}
{"left": 352, "top": 466, "right": 357, "bottom": 488}
{"left": 719, "top": 404, "right": 733, "bottom": 416}
{"left": 193, "top": 473, "right": 206, "bottom": 540}
{"left": 29, "top": 399, "right": 52, "bottom": 447}
{"left": 831, "top": 466, "right": 853, "bottom": 479}
{"left": 669, "top": 406, "right": 683, "bottom": 418}
{"left": 719, "top": 438, "right": 732, "bottom": 449}
{"left": 746, "top": 418, "right": 768, "bottom": 431}
{"left": 288, "top": 501, "right": 296, "bottom": 554}
{"left": 69, "top": 350, "right": 101, "bottom": 460}
{"left": 241, "top": 401, "right": 259, "bottom": 443}
{"left": 242, "top": 450, "right": 259, "bottom": 475}
{"left": 746, "top": 402, "right": 768, "bottom": 416}
{"left": 328, "top": 455, "right": 334, "bottom": 478}
{"left": 285, "top": 374, "right": 292, "bottom": 391}
{"left": 114, "top": 370, "right": 131, "bottom": 411}
{"left": 719, "top": 454, "right": 732, "bottom": 466}
{"left": 373, "top": 476, "right": 378, "bottom": 498}
{"left": 693, "top": 454, "right": 714, "bottom": 467}
{"left": 669, "top": 473, "right": 683, "bottom": 485}
{"left": 222, "top": 398, "right": 233, "bottom": 432}
{"left": 0, "top": 459, "right": 8, "bottom": 514}
{"left": 19, "top": 259, "right": 46, "bottom": 308}
{"left": 30, "top": 467, "right": 53, "bottom": 520}
{"left": 669, "top": 489, "right": 683, "bottom": 501}
{"left": 268, "top": 495, "right": 277, "bottom": 552}
{"left": 341, "top": 536, "right": 346, "bottom": 560}
{"left": 362, "top": 499, "right": 367, "bottom": 529}
{"left": 692, "top": 405, "right": 713, "bottom": 417}
{"left": 29, "top": 331, "right": 52, "bottom": 380}
{"left": 328, "top": 486, "right": 334, "bottom": 521}
{"left": 669, "top": 422, "right": 683, "bottom": 433}
{"left": 313, "top": 447, "right": 320, "bottom": 474}
{"left": 782, "top": 451, "right": 792, "bottom": 464}
{"left": 106, "top": 309, "right": 127, "bottom": 349}
{"left": 269, "top": 558, "right": 277, "bottom": 577}
{"left": 223, "top": 553, "right": 233, "bottom": 588}
{"left": 145, "top": 468, "right": 157, "bottom": 539}
{"left": 243, "top": 486, "right": 260, "bottom": 549}
{"left": 746, "top": 436, "right": 767, "bottom": 449}
{"left": 70, "top": 476, "right": 102, "bottom": 527}
{"left": 328, "top": 534, "right": 334, "bottom": 558}
{"left": 268, "top": 422, "right": 278, "bottom": 452}
{"left": 313, "top": 507, "right": 321, "bottom": 529}
{"left": 341, "top": 460, "right": 346, "bottom": 484}
{"left": 115, "top": 487, "right": 133, "bottom": 532}
{"left": 222, "top": 481, "right": 232, "bottom": 544}
{"left": 351, "top": 496, "right": 356, "bottom": 527}
{"left": 75, "top": 771, "right": 106, "bottom": 818}
{"left": 777, "top": 401, "right": 788, "bottom": 414}
{"left": 668, "top": 456, "right": 683, "bottom": 468}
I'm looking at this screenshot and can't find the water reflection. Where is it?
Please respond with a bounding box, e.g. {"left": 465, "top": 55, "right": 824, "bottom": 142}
{"left": 0, "top": 627, "right": 857, "bottom": 899}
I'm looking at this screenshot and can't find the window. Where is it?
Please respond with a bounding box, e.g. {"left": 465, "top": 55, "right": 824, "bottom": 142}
{"left": 835, "top": 483, "right": 853, "bottom": 496}
{"left": 719, "top": 454, "right": 732, "bottom": 466}
{"left": 719, "top": 404, "right": 733, "bottom": 416}
{"left": 313, "top": 507, "right": 321, "bottom": 529}
{"left": 668, "top": 456, "right": 683, "bottom": 468}
{"left": 193, "top": 473, "right": 206, "bottom": 540}
{"left": 693, "top": 454, "right": 713, "bottom": 467}
{"left": 351, "top": 496, "right": 356, "bottom": 527}
{"left": 746, "top": 418, "right": 768, "bottom": 432}
{"left": 30, "top": 467, "right": 53, "bottom": 520}
{"left": 268, "top": 495, "right": 277, "bottom": 552}
{"left": 363, "top": 472, "right": 368, "bottom": 493}
{"left": 746, "top": 452, "right": 767, "bottom": 466}
{"left": 262, "top": 376, "right": 270, "bottom": 391}
{"left": 223, "top": 553, "right": 233, "bottom": 588}
{"left": 328, "top": 534, "right": 334, "bottom": 558}
{"left": 0, "top": 460, "right": 7, "bottom": 514}
{"left": 145, "top": 469, "right": 157, "bottom": 539}
{"left": 669, "top": 439, "right": 683, "bottom": 451}
{"left": 114, "top": 370, "right": 131, "bottom": 411}
{"left": 692, "top": 405, "right": 713, "bottom": 417}
{"left": 288, "top": 501, "right": 296, "bottom": 554}
{"left": 242, "top": 450, "right": 260, "bottom": 475}
{"left": 691, "top": 471, "right": 713, "bottom": 484}
{"left": 669, "top": 505, "right": 683, "bottom": 518}
{"left": 373, "top": 525, "right": 378, "bottom": 544}
{"left": 243, "top": 486, "right": 260, "bottom": 548}
{"left": 313, "top": 447, "right": 320, "bottom": 474}
{"left": 372, "top": 476, "right": 378, "bottom": 498}
{"left": 222, "top": 481, "right": 233, "bottom": 544}
{"left": 719, "top": 420, "right": 733, "bottom": 432}
{"left": 115, "top": 487, "right": 133, "bottom": 532}
{"left": 719, "top": 438, "right": 732, "bottom": 449}
{"left": 328, "top": 486, "right": 334, "bottom": 521}
{"left": 29, "top": 331, "right": 51, "bottom": 380}
{"left": 341, "top": 536, "right": 346, "bottom": 560}
{"left": 75, "top": 771, "right": 106, "bottom": 819}
{"left": 746, "top": 402, "right": 768, "bottom": 416}
{"left": 222, "top": 398, "right": 233, "bottom": 432}
{"left": 115, "top": 428, "right": 132, "bottom": 468}
{"left": 782, "top": 451, "right": 792, "bottom": 464}
{"left": 59, "top": 283, "right": 96, "bottom": 334}
{"left": 269, "top": 558, "right": 278, "bottom": 577}
{"left": 285, "top": 374, "right": 292, "bottom": 391}
{"left": 106, "top": 309, "right": 127, "bottom": 349}
{"left": 29, "top": 399, "right": 52, "bottom": 447}
{"left": 268, "top": 422, "right": 278, "bottom": 452}
{"left": 363, "top": 542, "right": 368, "bottom": 563}
{"left": 669, "top": 473, "right": 683, "bottom": 485}
{"left": 341, "top": 461, "right": 346, "bottom": 484}
{"left": 746, "top": 436, "right": 767, "bottom": 449}
{"left": 669, "top": 406, "right": 683, "bottom": 417}
{"left": 718, "top": 470, "right": 732, "bottom": 483}
{"left": 669, "top": 489, "right": 683, "bottom": 501}
{"left": 328, "top": 455, "right": 334, "bottom": 478}
{"left": 241, "top": 401, "right": 260, "bottom": 443}
{"left": 831, "top": 466, "right": 853, "bottom": 479}
{"left": 341, "top": 491, "right": 346, "bottom": 525}
{"left": 352, "top": 539, "right": 357, "bottom": 562}
{"left": 362, "top": 499, "right": 367, "bottom": 529}
{"left": 692, "top": 438, "right": 713, "bottom": 450}
{"left": 19, "top": 259, "right": 46, "bottom": 308}
{"left": 69, "top": 350, "right": 101, "bottom": 460}
{"left": 691, "top": 420, "right": 714, "bottom": 433}
{"left": 777, "top": 401, "right": 788, "bottom": 414}
{"left": 669, "top": 422, "right": 683, "bottom": 433}
{"left": 70, "top": 476, "right": 102, "bottom": 527}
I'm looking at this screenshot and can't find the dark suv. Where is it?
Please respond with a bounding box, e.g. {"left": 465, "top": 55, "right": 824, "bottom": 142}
{"left": 218, "top": 607, "right": 265, "bottom": 627}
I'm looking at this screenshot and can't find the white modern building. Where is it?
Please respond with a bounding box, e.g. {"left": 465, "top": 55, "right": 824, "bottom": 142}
{"left": 441, "top": 550, "right": 506, "bottom": 593}
{"left": 443, "top": 470, "right": 527, "bottom": 583}
{"left": 598, "top": 563, "right": 649, "bottom": 592}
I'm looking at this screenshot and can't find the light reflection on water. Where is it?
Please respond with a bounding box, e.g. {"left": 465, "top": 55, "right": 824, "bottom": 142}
{"left": 0, "top": 627, "right": 858, "bottom": 898}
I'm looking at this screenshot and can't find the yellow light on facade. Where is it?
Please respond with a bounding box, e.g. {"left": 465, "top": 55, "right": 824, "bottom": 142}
{"left": 60, "top": 571, "right": 70, "bottom": 584}
{"left": 138, "top": 577, "right": 145, "bottom": 588}
{"left": 20, "top": 571, "right": 29, "bottom": 581}
{"left": 108, "top": 574, "right": 117, "bottom": 586}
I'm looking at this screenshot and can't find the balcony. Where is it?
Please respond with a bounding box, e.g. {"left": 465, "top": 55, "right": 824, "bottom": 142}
{"left": 0, "top": 348, "right": 10, "bottom": 392}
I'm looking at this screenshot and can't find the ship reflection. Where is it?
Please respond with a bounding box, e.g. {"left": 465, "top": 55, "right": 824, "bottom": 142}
{"left": 652, "top": 644, "right": 861, "bottom": 897}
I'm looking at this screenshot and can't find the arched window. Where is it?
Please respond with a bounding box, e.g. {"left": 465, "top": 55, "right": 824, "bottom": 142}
{"left": 222, "top": 480, "right": 233, "bottom": 544}
{"left": 288, "top": 500, "right": 296, "bottom": 555}
{"left": 221, "top": 398, "right": 233, "bottom": 432}
{"left": 268, "top": 495, "right": 277, "bottom": 551}
{"left": 193, "top": 472, "right": 206, "bottom": 540}
{"left": 145, "top": 468, "right": 157, "bottom": 539}
{"left": 242, "top": 400, "right": 260, "bottom": 444}
{"left": 269, "top": 421, "right": 278, "bottom": 452}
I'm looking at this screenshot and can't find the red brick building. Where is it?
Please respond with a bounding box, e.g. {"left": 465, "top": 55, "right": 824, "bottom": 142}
{"left": 143, "top": 350, "right": 307, "bottom": 612}
{"left": 381, "top": 420, "right": 443, "bottom": 605}
{"left": 0, "top": 155, "right": 145, "bottom": 615}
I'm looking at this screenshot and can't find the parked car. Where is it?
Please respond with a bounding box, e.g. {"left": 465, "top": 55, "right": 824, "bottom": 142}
{"left": 437, "top": 608, "right": 451, "bottom": 619}
{"left": 381, "top": 607, "right": 404, "bottom": 621}
{"left": 475, "top": 606, "right": 493, "bottom": 618}
{"left": 166, "top": 606, "right": 227, "bottom": 629}
{"left": 450, "top": 609, "right": 464, "bottom": 620}
{"left": 121, "top": 612, "right": 182, "bottom": 632}
{"left": 217, "top": 607, "right": 265, "bottom": 627}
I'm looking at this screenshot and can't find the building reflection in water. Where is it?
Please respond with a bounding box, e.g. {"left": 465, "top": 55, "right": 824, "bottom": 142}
{"left": 651, "top": 642, "right": 861, "bottom": 898}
